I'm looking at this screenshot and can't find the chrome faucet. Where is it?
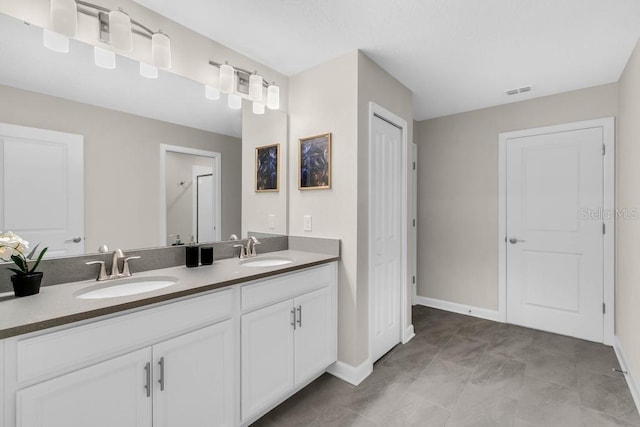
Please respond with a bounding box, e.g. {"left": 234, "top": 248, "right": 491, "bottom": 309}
{"left": 232, "top": 237, "right": 261, "bottom": 259}
{"left": 85, "top": 249, "right": 140, "bottom": 281}
{"left": 110, "top": 249, "right": 124, "bottom": 278}
{"left": 248, "top": 236, "right": 261, "bottom": 257}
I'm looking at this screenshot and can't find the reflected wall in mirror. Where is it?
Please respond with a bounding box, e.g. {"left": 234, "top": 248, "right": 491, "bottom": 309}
{"left": 0, "top": 10, "right": 289, "bottom": 259}
{"left": 161, "top": 145, "right": 227, "bottom": 246}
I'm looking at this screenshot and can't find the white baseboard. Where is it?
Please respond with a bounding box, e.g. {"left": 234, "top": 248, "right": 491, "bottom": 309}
{"left": 403, "top": 324, "right": 415, "bottom": 344}
{"left": 327, "top": 359, "right": 373, "bottom": 386}
{"left": 413, "top": 295, "right": 501, "bottom": 322}
{"left": 614, "top": 336, "right": 640, "bottom": 414}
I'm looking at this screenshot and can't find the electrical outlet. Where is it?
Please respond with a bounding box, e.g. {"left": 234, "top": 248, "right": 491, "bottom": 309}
{"left": 268, "top": 214, "right": 276, "bottom": 230}
{"left": 303, "top": 215, "right": 312, "bottom": 232}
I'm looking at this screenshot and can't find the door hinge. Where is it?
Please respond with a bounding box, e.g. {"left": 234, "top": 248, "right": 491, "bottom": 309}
{"left": 603, "top": 302, "right": 606, "bottom": 314}
{"left": 412, "top": 275, "right": 416, "bottom": 284}
{"left": 413, "top": 162, "right": 416, "bottom": 170}
{"left": 413, "top": 218, "right": 416, "bottom": 227}
{"left": 603, "top": 223, "right": 606, "bottom": 235}
{"left": 603, "top": 144, "right": 606, "bottom": 156}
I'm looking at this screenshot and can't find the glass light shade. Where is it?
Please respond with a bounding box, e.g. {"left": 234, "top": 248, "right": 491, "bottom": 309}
{"left": 219, "top": 64, "right": 235, "bottom": 93}
{"left": 152, "top": 32, "right": 171, "bottom": 69}
{"left": 249, "top": 74, "right": 263, "bottom": 101}
{"left": 228, "top": 93, "right": 242, "bottom": 110}
{"left": 139, "top": 62, "right": 158, "bottom": 79}
{"left": 205, "top": 85, "right": 220, "bottom": 100}
{"left": 108, "top": 9, "right": 132, "bottom": 52}
{"left": 267, "top": 84, "right": 280, "bottom": 110}
{"left": 43, "top": 29, "right": 69, "bottom": 53}
{"left": 252, "top": 102, "right": 265, "bottom": 115}
{"left": 94, "top": 47, "right": 116, "bottom": 69}
{"left": 50, "top": 0, "right": 77, "bottom": 37}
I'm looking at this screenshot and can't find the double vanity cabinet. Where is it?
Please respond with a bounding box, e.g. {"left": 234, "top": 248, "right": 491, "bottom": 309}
{"left": 0, "top": 259, "right": 337, "bottom": 427}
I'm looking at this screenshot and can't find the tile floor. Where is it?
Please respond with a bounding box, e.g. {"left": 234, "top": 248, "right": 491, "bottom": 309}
{"left": 252, "top": 306, "right": 640, "bottom": 427}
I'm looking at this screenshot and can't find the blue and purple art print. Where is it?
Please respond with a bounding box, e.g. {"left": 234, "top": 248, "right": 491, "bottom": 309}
{"left": 256, "top": 144, "right": 279, "bottom": 192}
{"left": 299, "top": 133, "right": 331, "bottom": 189}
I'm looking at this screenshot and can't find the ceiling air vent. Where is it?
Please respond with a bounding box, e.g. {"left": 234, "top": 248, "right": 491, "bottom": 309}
{"left": 505, "top": 85, "right": 533, "bottom": 96}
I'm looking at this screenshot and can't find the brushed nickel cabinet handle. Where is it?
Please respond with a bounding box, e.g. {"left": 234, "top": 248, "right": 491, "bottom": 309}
{"left": 158, "top": 357, "right": 165, "bottom": 391}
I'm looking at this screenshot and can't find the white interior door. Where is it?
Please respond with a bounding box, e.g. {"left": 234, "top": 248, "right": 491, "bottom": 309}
{"left": 506, "top": 127, "right": 604, "bottom": 342}
{"left": 0, "top": 123, "right": 84, "bottom": 257}
{"left": 370, "top": 115, "right": 403, "bottom": 362}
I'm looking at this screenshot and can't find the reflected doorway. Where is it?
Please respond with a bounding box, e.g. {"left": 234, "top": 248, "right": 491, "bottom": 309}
{"left": 160, "top": 145, "right": 221, "bottom": 245}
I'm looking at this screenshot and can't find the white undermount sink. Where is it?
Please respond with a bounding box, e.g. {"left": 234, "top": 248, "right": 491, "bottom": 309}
{"left": 240, "top": 257, "right": 293, "bottom": 267}
{"left": 76, "top": 276, "right": 178, "bottom": 300}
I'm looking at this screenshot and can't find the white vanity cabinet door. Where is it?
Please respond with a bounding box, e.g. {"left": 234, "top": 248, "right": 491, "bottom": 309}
{"left": 294, "top": 287, "right": 334, "bottom": 387}
{"left": 17, "top": 348, "right": 152, "bottom": 427}
{"left": 153, "top": 321, "right": 235, "bottom": 427}
{"left": 241, "top": 299, "right": 295, "bottom": 421}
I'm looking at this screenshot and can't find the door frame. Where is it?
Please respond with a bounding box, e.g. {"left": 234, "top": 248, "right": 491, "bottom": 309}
{"left": 498, "top": 117, "right": 615, "bottom": 345}
{"left": 367, "top": 102, "right": 411, "bottom": 365}
{"left": 159, "top": 144, "right": 222, "bottom": 245}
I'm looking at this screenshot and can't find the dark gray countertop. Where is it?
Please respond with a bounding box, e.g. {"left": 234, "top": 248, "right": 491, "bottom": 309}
{"left": 0, "top": 250, "right": 338, "bottom": 339}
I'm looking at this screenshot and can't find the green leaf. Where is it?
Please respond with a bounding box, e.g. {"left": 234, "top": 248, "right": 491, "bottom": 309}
{"left": 26, "top": 243, "right": 40, "bottom": 260}
{"left": 29, "top": 247, "right": 48, "bottom": 273}
{"left": 10, "top": 255, "right": 27, "bottom": 272}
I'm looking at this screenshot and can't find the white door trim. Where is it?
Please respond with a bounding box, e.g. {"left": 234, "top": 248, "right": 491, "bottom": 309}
{"left": 498, "top": 117, "right": 614, "bottom": 345}
{"left": 368, "top": 102, "right": 410, "bottom": 365}
{"left": 159, "top": 144, "right": 222, "bottom": 245}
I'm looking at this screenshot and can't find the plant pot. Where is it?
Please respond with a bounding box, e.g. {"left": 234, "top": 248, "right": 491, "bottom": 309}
{"left": 11, "top": 272, "right": 43, "bottom": 297}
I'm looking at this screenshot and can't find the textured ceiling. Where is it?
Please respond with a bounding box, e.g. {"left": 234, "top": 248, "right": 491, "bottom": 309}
{"left": 133, "top": 0, "right": 640, "bottom": 120}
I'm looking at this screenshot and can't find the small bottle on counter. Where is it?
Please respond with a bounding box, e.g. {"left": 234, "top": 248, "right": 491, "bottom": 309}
{"left": 201, "top": 246, "right": 214, "bottom": 265}
{"left": 185, "top": 237, "right": 199, "bottom": 268}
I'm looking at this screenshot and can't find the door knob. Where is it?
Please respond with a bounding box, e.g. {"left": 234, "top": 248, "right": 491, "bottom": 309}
{"left": 509, "top": 238, "right": 526, "bottom": 244}
{"left": 65, "top": 237, "right": 82, "bottom": 243}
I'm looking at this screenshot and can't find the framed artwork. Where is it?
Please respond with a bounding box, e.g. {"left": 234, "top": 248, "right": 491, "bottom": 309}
{"left": 299, "top": 132, "right": 332, "bottom": 190}
{"left": 255, "top": 143, "right": 280, "bottom": 192}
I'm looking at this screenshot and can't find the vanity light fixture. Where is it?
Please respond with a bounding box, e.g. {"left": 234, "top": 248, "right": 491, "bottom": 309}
{"left": 228, "top": 93, "right": 242, "bottom": 110}
{"left": 205, "top": 85, "right": 221, "bottom": 100}
{"left": 219, "top": 63, "right": 235, "bottom": 94}
{"left": 139, "top": 62, "right": 159, "bottom": 79}
{"left": 94, "top": 46, "right": 116, "bottom": 69}
{"left": 252, "top": 102, "right": 265, "bottom": 115}
{"left": 208, "top": 60, "right": 280, "bottom": 114}
{"left": 44, "top": 0, "right": 172, "bottom": 75}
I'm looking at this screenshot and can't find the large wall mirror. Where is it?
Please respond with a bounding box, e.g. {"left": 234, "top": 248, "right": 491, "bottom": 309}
{"left": 0, "top": 11, "right": 288, "bottom": 258}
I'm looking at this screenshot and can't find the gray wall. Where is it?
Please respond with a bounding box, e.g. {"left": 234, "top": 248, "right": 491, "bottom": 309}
{"left": 288, "top": 50, "right": 413, "bottom": 367}
{"left": 0, "top": 84, "right": 242, "bottom": 252}
{"left": 617, "top": 39, "right": 640, "bottom": 385}
{"left": 415, "top": 83, "right": 618, "bottom": 310}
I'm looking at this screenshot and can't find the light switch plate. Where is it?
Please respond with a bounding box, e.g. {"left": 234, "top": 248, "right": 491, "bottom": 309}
{"left": 303, "top": 215, "right": 312, "bottom": 232}
{"left": 268, "top": 214, "right": 276, "bottom": 230}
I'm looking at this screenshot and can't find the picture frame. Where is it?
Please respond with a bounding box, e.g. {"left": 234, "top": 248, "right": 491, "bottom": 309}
{"left": 299, "top": 132, "right": 332, "bottom": 190}
{"left": 255, "top": 143, "right": 280, "bottom": 192}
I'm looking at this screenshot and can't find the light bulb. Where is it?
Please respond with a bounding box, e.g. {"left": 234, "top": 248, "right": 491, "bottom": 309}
{"left": 50, "top": 0, "right": 77, "bottom": 37}
{"left": 43, "top": 28, "right": 69, "bottom": 53}
{"left": 267, "top": 84, "right": 280, "bottom": 110}
{"left": 139, "top": 62, "right": 158, "bottom": 79}
{"left": 249, "top": 74, "right": 263, "bottom": 101}
{"left": 152, "top": 32, "right": 171, "bottom": 69}
{"left": 219, "top": 64, "right": 235, "bottom": 93}
{"left": 252, "top": 102, "right": 265, "bottom": 115}
{"left": 109, "top": 9, "right": 132, "bottom": 52}
{"left": 228, "top": 93, "right": 242, "bottom": 110}
{"left": 205, "top": 85, "right": 220, "bottom": 100}
{"left": 94, "top": 47, "right": 116, "bottom": 69}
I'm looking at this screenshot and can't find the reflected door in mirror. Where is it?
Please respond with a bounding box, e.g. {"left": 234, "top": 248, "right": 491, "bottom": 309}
{"left": 0, "top": 123, "right": 84, "bottom": 257}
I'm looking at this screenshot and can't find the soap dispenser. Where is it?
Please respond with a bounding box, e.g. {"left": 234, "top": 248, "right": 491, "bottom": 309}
{"left": 185, "top": 236, "right": 199, "bottom": 268}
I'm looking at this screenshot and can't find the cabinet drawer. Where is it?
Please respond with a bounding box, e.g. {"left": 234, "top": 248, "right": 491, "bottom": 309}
{"left": 241, "top": 264, "right": 334, "bottom": 312}
{"left": 14, "top": 288, "right": 233, "bottom": 384}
